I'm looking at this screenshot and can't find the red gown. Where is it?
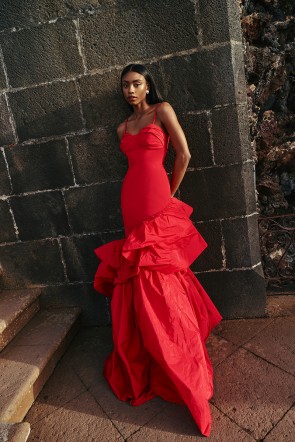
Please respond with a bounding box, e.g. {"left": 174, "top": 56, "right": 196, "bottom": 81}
{"left": 94, "top": 106, "right": 222, "bottom": 437}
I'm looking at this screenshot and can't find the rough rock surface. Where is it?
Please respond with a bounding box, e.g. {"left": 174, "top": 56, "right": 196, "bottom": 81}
{"left": 241, "top": 0, "right": 295, "bottom": 216}
{"left": 241, "top": 0, "right": 295, "bottom": 290}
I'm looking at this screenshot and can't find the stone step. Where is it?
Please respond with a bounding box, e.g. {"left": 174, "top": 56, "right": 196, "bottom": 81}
{"left": 0, "top": 422, "right": 30, "bottom": 442}
{"left": 0, "top": 289, "right": 41, "bottom": 352}
{"left": 0, "top": 307, "right": 80, "bottom": 423}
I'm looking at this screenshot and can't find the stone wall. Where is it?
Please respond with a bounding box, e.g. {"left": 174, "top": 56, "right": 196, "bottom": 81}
{"left": 0, "top": 0, "right": 266, "bottom": 324}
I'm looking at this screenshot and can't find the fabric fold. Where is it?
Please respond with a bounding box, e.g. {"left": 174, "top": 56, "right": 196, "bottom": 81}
{"left": 94, "top": 197, "right": 222, "bottom": 437}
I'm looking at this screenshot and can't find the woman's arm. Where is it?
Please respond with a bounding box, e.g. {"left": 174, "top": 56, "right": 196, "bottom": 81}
{"left": 157, "top": 102, "right": 191, "bottom": 197}
{"left": 117, "top": 121, "right": 126, "bottom": 140}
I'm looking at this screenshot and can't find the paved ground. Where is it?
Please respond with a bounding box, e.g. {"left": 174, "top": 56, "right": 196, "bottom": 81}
{"left": 25, "top": 295, "right": 295, "bottom": 441}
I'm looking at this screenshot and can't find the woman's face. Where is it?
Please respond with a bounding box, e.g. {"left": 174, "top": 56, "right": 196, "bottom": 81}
{"left": 121, "top": 71, "right": 149, "bottom": 106}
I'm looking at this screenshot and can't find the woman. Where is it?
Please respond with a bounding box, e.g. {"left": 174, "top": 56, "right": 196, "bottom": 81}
{"left": 94, "top": 64, "right": 222, "bottom": 437}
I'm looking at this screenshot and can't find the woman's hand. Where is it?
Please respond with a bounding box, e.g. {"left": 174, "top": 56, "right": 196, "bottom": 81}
{"left": 157, "top": 103, "right": 191, "bottom": 196}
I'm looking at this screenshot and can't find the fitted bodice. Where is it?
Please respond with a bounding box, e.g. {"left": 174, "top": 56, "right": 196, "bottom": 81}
{"left": 120, "top": 122, "right": 171, "bottom": 235}
{"left": 120, "top": 124, "right": 169, "bottom": 167}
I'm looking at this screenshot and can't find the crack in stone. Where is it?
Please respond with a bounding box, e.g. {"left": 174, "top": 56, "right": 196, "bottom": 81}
{"left": 64, "top": 137, "right": 77, "bottom": 186}
{"left": 73, "top": 19, "right": 87, "bottom": 74}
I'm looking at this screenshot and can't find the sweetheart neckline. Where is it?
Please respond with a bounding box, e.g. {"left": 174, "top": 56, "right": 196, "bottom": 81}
{"left": 123, "top": 123, "right": 167, "bottom": 138}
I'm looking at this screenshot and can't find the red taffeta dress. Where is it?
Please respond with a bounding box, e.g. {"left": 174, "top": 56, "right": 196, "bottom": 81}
{"left": 94, "top": 106, "right": 222, "bottom": 437}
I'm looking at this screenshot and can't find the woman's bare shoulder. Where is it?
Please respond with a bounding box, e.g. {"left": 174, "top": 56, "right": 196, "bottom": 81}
{"left": 157, "top": 102, "right": 177, "bottom": 124}
{"left": 157, "top": 102, "right": 176, "bottom": 116}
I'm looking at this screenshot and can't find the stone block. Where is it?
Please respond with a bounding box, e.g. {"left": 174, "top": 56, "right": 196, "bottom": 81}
{"left": 179, "top": 113, "right": 213, "bottom": 168}
{"left": 0, "top": 200, "right": 16, "bottom": 243}
{"left": 79, "top": 0, "right": 198, "bottom": 70}
{"left": 0, "top": 239, "right": 65, "bottom": 288}
{"left": 181, "top": 162, "right": 257, "bottom": 222}
{"left": 9, "top": 81, "right": 83, "bottom": 142}
{"left": 0, "top": 0, "right": 67, "bottom": 31}
{"left": 197, "top": 266, "right": 266, "bottom": 319}
{"left": 64, "top": 182, "right": 122, "bottom": 234}
{"left": 101, "top": 229, "right": 124, "bottom": 243}
{"left": 211, "top": 105, "right": 252, "bottom": 165}
{"left": 6, "top": 140, "right": 74, "bottom": 194}
{"left": 62, "top": 1, "right": 105, "bottom": 17}
{"left": 61, "top": 233, "right": 102, "bottom": 282}
{"left": 78, "top": 70, "right": 128, "bottom": 129}
{"left": 222, "top": 214, "right": 262, "bottom": 269}
{"left": 0, "top": 308, "right": 80, "bottom": 423}
{"left": 0, "top": 21, "right": 84, "bottom": 88}
{"left": 0, "top": 150, "right": 11, "bottom": 196}
{"left": 68, "top": 129, "right": 127, "bottom": 185}
{"left": 243, "top": 161, "right": 257, "bottom": 212}
{"left": 191, "top": 220, "right": 223, "bottom": 272}
{"left": 0, "top": 288, "right": 41, "bottom": 351}
{"left": 157, "top": 45, "right": 237, "bottom": 113}
{"left": 10, "top": 192, "right": 70, "bottom": 241}
{"left": 0, "top": 422, "right": 30, "bottom": 442}
{"left": 0, "top": 94, "right": 15, "bottom": 146}
{"left": 231, "top": 43, "right": 248, "bottom": 105}
{"left": 163, "top": 143, "right": 176, "bottom": 174}
{"left": 199, "top": 0, "right": 242, "bottom": 45}
{"left": 41, "top": 283, "right": 111, "bottom": 326}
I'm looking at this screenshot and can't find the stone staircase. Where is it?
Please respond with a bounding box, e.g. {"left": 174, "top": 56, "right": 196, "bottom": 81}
{"left": 0, "top": 288, "right": 81, "bottom": 442}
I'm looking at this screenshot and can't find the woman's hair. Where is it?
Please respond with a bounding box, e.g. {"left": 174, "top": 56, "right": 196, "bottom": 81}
{"left": 120, "top": 64, "right": 164, "bottom": 105}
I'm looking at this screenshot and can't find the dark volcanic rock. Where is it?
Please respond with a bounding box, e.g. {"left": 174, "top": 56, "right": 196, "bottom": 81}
{"left": 241, "top": 0, "right": 295, "bottom": 288}
{"left": 242, "top": 0, "right": 294, "bottom": 216}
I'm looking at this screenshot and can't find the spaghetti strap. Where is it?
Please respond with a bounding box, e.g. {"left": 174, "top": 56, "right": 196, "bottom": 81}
{"left": 152, "top": 103, "right": 161, "bottom": 124}
{"left": 124, "top": 118, "right": 129, "bottom": 134}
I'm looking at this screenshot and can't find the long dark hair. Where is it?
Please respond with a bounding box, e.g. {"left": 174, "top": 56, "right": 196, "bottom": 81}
{"left": 120, "top": 64, "right": 164, "bottom": 105}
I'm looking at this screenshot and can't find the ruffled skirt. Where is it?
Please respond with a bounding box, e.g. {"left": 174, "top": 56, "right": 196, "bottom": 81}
{"left": 94, "top": 197, "right": 222, "bottom": 437}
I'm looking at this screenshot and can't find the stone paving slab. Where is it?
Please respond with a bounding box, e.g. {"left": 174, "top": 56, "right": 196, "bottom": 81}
{"left": 89, "top": 381, "right": 167, "bottom": 440}
{"left": 29, "top": 326, "right": 168, "bottom": 440}
{"left": 53, "top": 327, "right": 168, "bottom": 439}
{"left": 28, "top": 391, "right": 124, "bottom": 442}
{"left": 24, "top": 309, "right": 295, "bottom": 441}
{"left": 25, "top": 364, "right": 86, "bottom": 425}
{"left": 58, "top": 326, "right": 113, "bottom": 390}
{"left": 127, "top": 403, "right": 255, "bottom": 441}
{"left": 267, "top": 295, "right": 295, "bottom": 318}
{"left": 212, "top": 347, "right": 295, "bottom": 440}
{"left": 244, "top": 316, "right": 295, "bottom": 376}
{"left": 205, "top": 333, "right": 237, "bottom": 367}
{"left": 213, "top": 317, "right": 274, "bottom": 346}
{"left": 263, "top": 406, "right": 295, "bottom": 442}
